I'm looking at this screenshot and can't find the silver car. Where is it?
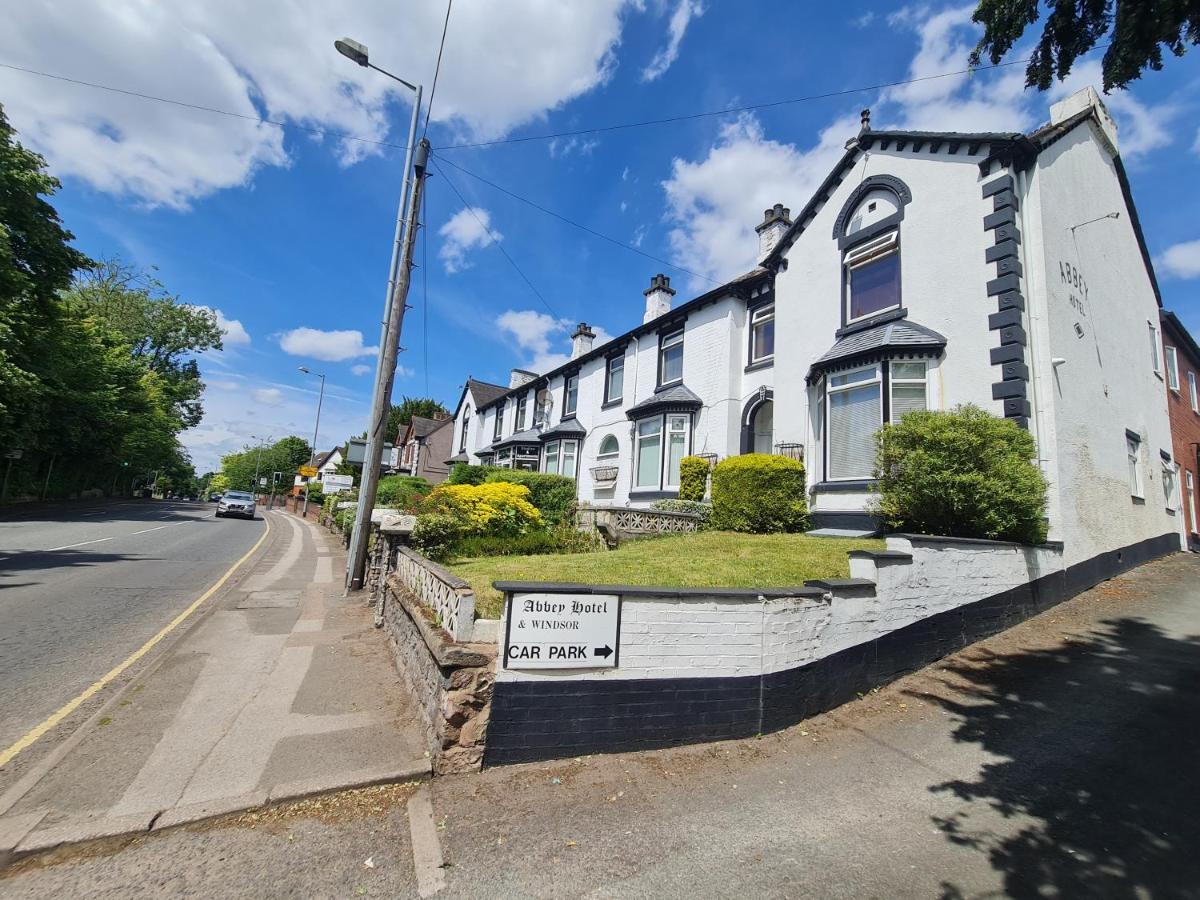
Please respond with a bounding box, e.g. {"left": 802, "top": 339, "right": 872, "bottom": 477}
{"left": 216, "top": 490, "right": 257, "bottom": 519}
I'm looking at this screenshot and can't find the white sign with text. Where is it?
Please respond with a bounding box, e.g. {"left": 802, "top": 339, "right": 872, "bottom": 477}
{"left": 504, "top": 592, "right": 619, "bottom": 670}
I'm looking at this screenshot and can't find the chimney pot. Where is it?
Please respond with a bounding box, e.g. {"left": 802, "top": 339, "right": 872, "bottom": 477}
{"left": 754, "top": 203, "right": 793, "bottom": 263}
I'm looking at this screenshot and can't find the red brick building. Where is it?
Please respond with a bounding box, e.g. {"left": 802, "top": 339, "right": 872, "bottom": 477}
{"left": 1160, "top": 310, "right": 1200, "bottom": 549}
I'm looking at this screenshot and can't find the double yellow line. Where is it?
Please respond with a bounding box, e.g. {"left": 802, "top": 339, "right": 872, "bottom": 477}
{"left": 0, "top": 518, "right": 271, "bottom": 769}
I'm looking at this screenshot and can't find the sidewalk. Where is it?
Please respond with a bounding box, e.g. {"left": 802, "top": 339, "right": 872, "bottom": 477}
{"left": 0, "top": 509, "right": 428, "bottom": 858}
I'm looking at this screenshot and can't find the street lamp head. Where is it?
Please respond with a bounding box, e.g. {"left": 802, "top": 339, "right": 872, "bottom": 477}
{"left": 298, "top": 366, "right": 310, "bottom": 374}
{"left": 335, "top": 37, "right": 369, "bottom": 67}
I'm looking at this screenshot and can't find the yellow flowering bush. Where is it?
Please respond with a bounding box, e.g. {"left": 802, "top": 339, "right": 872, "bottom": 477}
{"left": 420, "top": 481, "right": 542, "bottom": 536}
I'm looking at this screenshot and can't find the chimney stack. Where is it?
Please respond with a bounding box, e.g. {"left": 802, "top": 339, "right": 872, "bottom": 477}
{"left": 509, "top": 368, "right": 537, "bottom": 389}
{"left": 1049, "top": 86, "right": 1118, "bottom": 156}
{"left": 755, "top": 203, "right": 792, "bottom": 262}
{"left": 642, "top": 274, "right": 676, "bottom": 324}
{"left": 571, "top": 322, "right": 596, "bottom": 359}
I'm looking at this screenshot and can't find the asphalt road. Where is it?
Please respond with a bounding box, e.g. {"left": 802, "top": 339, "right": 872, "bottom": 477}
{"left": 0, "top": 500, "right": 266, "bottom": 764}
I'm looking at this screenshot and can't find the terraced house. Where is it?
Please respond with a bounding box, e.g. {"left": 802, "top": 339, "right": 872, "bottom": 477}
{"left": 449, "top": 88, "right": 1181, "bottom": 569}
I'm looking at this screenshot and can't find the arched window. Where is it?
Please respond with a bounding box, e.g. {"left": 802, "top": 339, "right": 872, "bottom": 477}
{"left": 751, "top": 401, "right": 773, "bottom": 454}
{"left": 459, "top": 407, "right": 470, "bottom": 451}
{"left": 833, "top": 175, "right": 912, "bottom": 327}
{"left": 597, "top": 434, "right": 619, "bottom": 458}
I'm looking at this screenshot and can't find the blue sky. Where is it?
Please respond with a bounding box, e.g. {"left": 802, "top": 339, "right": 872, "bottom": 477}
{"left": 2, "top": 1, "right": 1198, "bottom": 472}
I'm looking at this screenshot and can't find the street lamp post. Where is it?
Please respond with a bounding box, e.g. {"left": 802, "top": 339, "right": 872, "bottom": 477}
{"left": 336, "top": 36, "right": 428, "bottom": 591}
{"left": 251, "top": 435, "right": 270, "bottom": 495}
{"left": 299, "top": 367, "right": 326, "bottom": 517}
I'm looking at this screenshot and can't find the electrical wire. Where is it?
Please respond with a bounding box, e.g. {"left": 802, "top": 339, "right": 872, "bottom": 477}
{"left": 431, "top": 156, "right": 559, "bottom": 319}
{"left": 423, "top": 0, "right": 454, "bottom": 139}
{"left": 421, "top": 183, "right": 430, "bottom": 396}
{"left": 432, "top": 151, "right": 720, "bottom": 285}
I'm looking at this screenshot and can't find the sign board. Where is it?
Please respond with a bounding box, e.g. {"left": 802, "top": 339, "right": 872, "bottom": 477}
{"left": 322, "top": 473, "right": 354, "bottom": 494}
{"left": 298, "top": 465, "right": 318, "bottom": 478}
{"left": 345, "top": 438, "right": 393, "bottom": 467}
{"left": 258, "top": 477, "right": 267, "bottom": 486}
{"left": 504, "top": 592, "right": 620, "bottom": 669}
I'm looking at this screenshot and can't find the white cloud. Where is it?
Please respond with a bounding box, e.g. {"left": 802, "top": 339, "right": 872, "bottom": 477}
{"left": 643, "top": 0, "right": 705, "bottom": 81}
{"left": 279, "top": 327, "right": 378, "bottom": 361}
{"left": 1159, "top": 240, "right": 1200, "bottom": 279}
{"left": 209, "top": 379, "right": 240, "bottom": 390}
{"left": 439, "top": 207, "right": 501, "bottom": 273}
{"left": 351, "top": 364, "right": 372, "bottom": 376}
{"left": 252, "top": 387, "right": 285, "bottom": 406}
{"left": 0, "top": 0, "right": 635, "bottom": 207}
{"left": 496, "top": 310, "right": 614, "bottom": 373}
{"left": 213, "top": 309, "right": 251, "bottom": 347}
{"left": 548, "top": 135, "right": 600, "bottom": 158}
{"left": 852, "top": 11, "right": 876, "bottom": 27}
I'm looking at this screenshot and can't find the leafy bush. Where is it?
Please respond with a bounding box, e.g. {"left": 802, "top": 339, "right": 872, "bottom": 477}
{"left": 451, "top": 526, "right": 602, "bottom": 559}
{"left": 304, "top": 485, "right": 324, "bottom": 506}
{"left": 678, "top": 456, "right": 709, "bottom": 502}
{"left": 710, "top": 454, "right": 809, "bottom": 533}
{"left": 419, "top": 482, "right": 543, "bottom": 536}
{"left": 448, "top": 463, "right": 497, "bottom": 485}
{"left": 376, "top": 474, "right": 430, "bottom": 510}
{"left": 411, "top": 513, "right": 462, "bottom": 561}
{"left": 483, "top": 469, "right": 577, "bottom": 527}
{"left": 874, "top": 404, "right": 1048, "bottom": 544}
{"left": 651, "top": 498, "right": 712, "bottom": 526}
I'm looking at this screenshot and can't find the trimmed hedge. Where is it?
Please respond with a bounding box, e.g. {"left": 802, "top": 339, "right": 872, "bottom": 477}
{"left": 651, "top": 498, "right": 712, "bottom": 526}
{"left": 678, "top": 455, "right": 709, "bottom": 502}
{"left": 874, "top": 404, "right": 1048, "bottom": 544}
{"left": 448, "top": 463, "right": 497, "bottom": 485}
{"left": 710, "top": 454, "right": 809, "bottom": 533}
{"left": 483, "top": 469, "right": 577, "bottom": 527}
{"left": 376, "top": 474, "right": 430, "bottom": 510}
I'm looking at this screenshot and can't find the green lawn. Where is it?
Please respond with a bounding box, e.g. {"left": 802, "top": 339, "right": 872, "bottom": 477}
{"left": 450, "top": 531, "right": 884, "bottom": 619}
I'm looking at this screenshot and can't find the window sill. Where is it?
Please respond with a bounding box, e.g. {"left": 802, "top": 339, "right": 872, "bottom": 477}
{"left": 1131, "top": 495, "right": 1146, "bottom": 505}
{"left": 629, "top": 489, "right": 679, "bottom": 501}
{"left": 601, "top": 399, "right": 623, "bottom": 410}
{"left": 838, "top": 307, "right": 907, "bottom": 337}
{"left": 744, "top": 358, "right": 774, "bottom": 374}
{"left": 812, "top": 479, "right": 877, "bottom": 493}
{"left": 561, "top": 413, "right": 578, "bottom": 422}
{"left": 656, "top": 380, "right": 684, "bottom": 392}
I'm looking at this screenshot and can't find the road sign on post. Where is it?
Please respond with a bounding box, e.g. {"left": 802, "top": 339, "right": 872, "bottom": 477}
{"left": 298, "top": 465, "right": 318, "bottom": 478}
{"left": 503, "top": 592, "right": 620, "bottom": 670}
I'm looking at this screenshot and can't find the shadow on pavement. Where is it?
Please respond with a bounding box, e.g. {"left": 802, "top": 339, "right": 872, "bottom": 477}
{"left": 917, "top": 618, "right": 1200, "bottom": 899}
{"left": 0, "top": 548, "right": 143, "bottom": 577}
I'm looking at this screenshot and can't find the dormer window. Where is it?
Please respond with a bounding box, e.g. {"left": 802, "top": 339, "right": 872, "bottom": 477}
{"left": 845, "top": 231, "right": 900, "bottom": 323}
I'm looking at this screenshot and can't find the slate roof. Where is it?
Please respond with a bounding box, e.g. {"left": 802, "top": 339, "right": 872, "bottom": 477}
{"left": 808, "top": 319, "right": 946, "bottom": 381}
{"left": 467, "top": 379, "right": 508, "bottom": 408}
{"left": 407, "top": 415, "right": 451, "bottom": 440}
{"left": 538, "top": 419, "right": 588, "bottom": 441}
{"left": 493, "top": 428, "right": 543, "bottom": 448}
{"left": 625, "top": 383, "right": 704, "bottom": 419}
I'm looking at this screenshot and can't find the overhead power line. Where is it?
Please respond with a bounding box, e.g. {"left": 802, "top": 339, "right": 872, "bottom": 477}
{"left": 432, "top": 151, "right": 719, "bottom": 285}
{"left": 430, "top": 156, "right": 560, "bottom": 320}
{"left": 423, "top": 0, "right": 454, "bottom": 139}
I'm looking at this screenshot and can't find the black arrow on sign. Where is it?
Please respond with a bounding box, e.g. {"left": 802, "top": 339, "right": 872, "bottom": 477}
{"left": 593, "top": 645, "right": 613, "bottom": 659}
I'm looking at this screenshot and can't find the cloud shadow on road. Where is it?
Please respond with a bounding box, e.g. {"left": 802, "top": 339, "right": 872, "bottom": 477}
{"left": 913, "top": 617, "right": 1200, "bottom": 899}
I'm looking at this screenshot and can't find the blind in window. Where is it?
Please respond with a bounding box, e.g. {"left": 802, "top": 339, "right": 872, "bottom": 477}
{"left": 829, "top": 383, "right": 881, "bottom": 479}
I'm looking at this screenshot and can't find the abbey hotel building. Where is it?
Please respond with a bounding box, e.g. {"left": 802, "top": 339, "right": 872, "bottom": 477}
{"left": 448, "top": 88, "right": 1184, "bottom": 570}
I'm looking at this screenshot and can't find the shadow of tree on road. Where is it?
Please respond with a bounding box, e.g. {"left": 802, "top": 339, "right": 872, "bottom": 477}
{"left": 0, "top": 548, "right": 143, "bottom": 578}
{"left": 915, "top": 618, "right": 1200, "bottom": 899}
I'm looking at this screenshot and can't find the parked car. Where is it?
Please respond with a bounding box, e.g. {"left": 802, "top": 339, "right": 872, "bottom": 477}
{"left": 215, "top": 490, "right": 257, "bottom": 519}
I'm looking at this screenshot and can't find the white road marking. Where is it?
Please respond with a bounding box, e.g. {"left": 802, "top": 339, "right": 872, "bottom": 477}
{"left": 44, "top": 536, "right": 116, "bottom": 552}
{"left": 408, "top": 786, "right": 447, "bottom": 897}
{"left": 131, "top": 525, "right": 170, "bottom": 535}
{"left": 15, "top": 515, "right": 202, "bottom": 554}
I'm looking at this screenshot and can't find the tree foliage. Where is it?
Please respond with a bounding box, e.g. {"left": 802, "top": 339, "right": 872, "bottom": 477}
{"left": 217, "top": 436, "right": 313, "bottom": 493}
{"left": 970, "top": 0, "right": 1200, "bottom": 90}
{"left": 387, "top": 396, "right": 449, "bottom": 439}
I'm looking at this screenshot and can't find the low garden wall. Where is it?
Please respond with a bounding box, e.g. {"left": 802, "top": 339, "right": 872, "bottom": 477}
{"left": 484, "top": 529, "right": 1179, "bottom": 765}
{"left": 576, "top": 504, "right": 704, "bottom": 541}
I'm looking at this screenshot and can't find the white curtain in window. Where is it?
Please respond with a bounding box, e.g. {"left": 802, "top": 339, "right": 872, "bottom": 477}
{"left": 665, "top": 416, "right": 688, "bottom": 487}
{"left": 636, "top": 419, "right": 662, "bottom": 487}
{"left": 829, "top": 383, "right": 881, "bottom": 479}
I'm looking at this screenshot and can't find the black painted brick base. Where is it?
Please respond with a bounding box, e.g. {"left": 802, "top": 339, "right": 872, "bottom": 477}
{"left": 484, "top": 532, "right": 1179, "bottom": 766}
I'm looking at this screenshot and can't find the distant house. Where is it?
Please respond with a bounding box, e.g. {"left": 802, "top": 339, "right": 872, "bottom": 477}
{"left": 293, "top": 445, "right": 345, "bottom": 493}
{"left": 396, "top": 414, "right": 454, "bottom": 483}
{"left": 446, "top": 378, "right": 510, "bottom": 468}
{"left": 1160, "top": 311, "right": 1200, "bottom": 549}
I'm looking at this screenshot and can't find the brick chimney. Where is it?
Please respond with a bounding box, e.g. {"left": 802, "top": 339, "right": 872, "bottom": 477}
{"left": 755, "top": 203, "right": 792, "bottom": 263}
{"left": 571, "top": 322, "right": 596, "bottom": 359}
{"left": 643, "top": 274, "right": 676, "bottom": 324}
{"left": 509, "top": 368, "right": 537, "bottom": 389}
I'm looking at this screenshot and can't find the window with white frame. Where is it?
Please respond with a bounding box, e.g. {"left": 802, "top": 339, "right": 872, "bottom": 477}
{"left": 659, "top": 329, "right": 684, "bottom": 386}
{"left": 890, "top": 361, "right": 928, "bottom": 421}
{"left": 515, "top": 394, "right": 528, "bottom": 431}
{"left": 597, "top": 434, "right": 619, "bottom": 458}
{"left": 605, "top": 354, "right": 624, "bottom": 404}
{"left": 459, "top": 408, "right": 470, "bottom": 451}
{"left": 1188, "top": 470, "right": 1197, "bottom": 533}
{"left": 544, "top": 439, "right": 578, "bottom": 478}
{"left": 1149, "top": 321, "right": 1162, "bottom": 375}
{"left": 749, "top": 304, "right": 775, "bottom": 365}
{"left": 1165, "top": 345, "right": 1180, "bottom": 390}
{"left": 493, "top": 402, "right": 505, "bottom": 440}
{"left": 827, "top": 366, "right": 882, "bottom": 480}
{"left": 1190, "top": 371, "right": 1198, "bottom": 413}
{"left": 635, "top": 418, "right": 662, "bottom": 488}
{"left": 1127, "top": 432, "right": 1143, "bottom": 498}
{"left": 563, "top": 373, "right": 579, "bottom": 417}
{"left": 544, "top": 440, "right": 560, "bottom": 475}
{"left": 1163, "top": 458, "right": 1179, "bottom": 511}
{"left": 845, "top": 231, "right": 901, "bottom": 323}
{"left": 665, "top": 415, "right": 689, "bottom": 488}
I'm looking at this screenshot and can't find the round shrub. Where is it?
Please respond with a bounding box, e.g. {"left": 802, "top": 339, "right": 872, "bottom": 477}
{"left": 678, "top": 456, "right": 709, "bottom": 502}
{"left": 709, "top": 454, "right": 809, "bottom": 533}
{"left": 448, "top": 463, "right": 497, "bottom": 485}
{"left": 874, "top": 404, "right": 1048, "bottom": 544}
{"left": 483, "top": 469, "right": 576, "bottom": 527}
{"left": 411, "top": 513, "right": 463, "bottom": 562}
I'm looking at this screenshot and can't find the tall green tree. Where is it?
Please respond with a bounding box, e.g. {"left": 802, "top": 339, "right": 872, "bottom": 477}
{"left": 387, "top": 396, "right": 449, "bottom": 439}
{"left": 971, "top": 0, "right": 1200, "bottom": 90}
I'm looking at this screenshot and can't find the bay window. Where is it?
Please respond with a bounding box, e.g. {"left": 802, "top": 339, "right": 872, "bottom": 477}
{"left": 633, "top": 414, "right": 692, "bottom": 490}
{"left": 749, "top": 304, "right": 775, "bottom": 365}
{"left": 605, "top": 353, "right": 624, "bottom": 404}
{"left": 659, "top": 329, "right": 684, "bottom": 387}
{"left": 544, "top": 439, "right": 578, "bottom": 478}
{"left": 826, "top": 360, "right": 927, "bottom": 481}
{"left": 563, "top": 373, "right": 579, "bottom": 417}
{"left": 665, "top": 415, "right": 689, "bottom": 488}
{"left": 845, "top": 231, "right": 900, "bottom": 323}
{"left": 889, "top": 361, "right": 928, "bottom": 420}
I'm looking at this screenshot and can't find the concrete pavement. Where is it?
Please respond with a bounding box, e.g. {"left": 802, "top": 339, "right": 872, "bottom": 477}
{"left": 0, "top": 507, "right": 428, "bottom": 860}
{"left": 1, "top": 550, "right": 1196, "bottom": 897}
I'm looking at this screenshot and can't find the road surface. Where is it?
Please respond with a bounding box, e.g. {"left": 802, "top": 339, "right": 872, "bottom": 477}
{"left": 0, "top": 500, "right": 266, "bottom": 773}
